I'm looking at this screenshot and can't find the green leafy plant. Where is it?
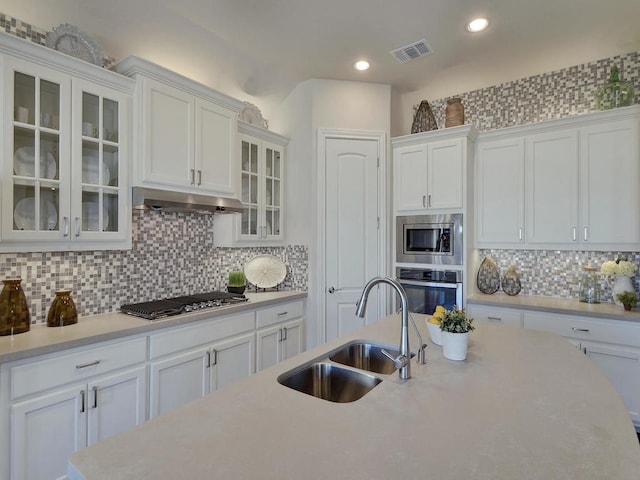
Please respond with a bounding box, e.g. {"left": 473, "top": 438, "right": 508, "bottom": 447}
{"left": 439, "top": 306, "right": 475, "bottom": 333}
{"left": 228, "top": 271, "right": 246, "bottom": 287}
{"left": 616, "top": 291, "right": 639, "bottom": 309}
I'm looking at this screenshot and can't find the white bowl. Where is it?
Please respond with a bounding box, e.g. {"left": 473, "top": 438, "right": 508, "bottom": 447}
{"left": 426, "top": 319, "right": 442, "bottom": 346}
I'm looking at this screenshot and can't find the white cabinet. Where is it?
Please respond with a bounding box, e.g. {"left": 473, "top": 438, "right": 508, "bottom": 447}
{"left": 0, "top": 337, "right": 147, "bottom": 480}
{"left": 475, "top": 137, "right": 525, "bottom": 245}
{"left": 255, "top": 301, "right": 305, "bottom": 371}
{"left": 475, "top": 106, "right": 640, "bottom": 250}
{"left": 522, "top": 310, "right": 640, "bottom": 428}
{"left": 466, "top": 303, "right": 523, "bottom": 328}
{"left": 214, "top": 121, "right": 289, "bottom": 246}
{"left": 393, "top": 125, "right": 477, "bottom": 214}
{"left": 148, "top": 312, "right": 255, "bottom": 418}
{"left": 113, "top": 56, "right": 244, "bottom": 198}
{"left": 0, "top": 35, "right": 134, "bottom": 252}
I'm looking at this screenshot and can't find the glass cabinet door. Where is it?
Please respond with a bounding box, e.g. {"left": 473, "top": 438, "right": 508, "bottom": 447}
{"left": 11, "top": 71, "right": 63, "bottom": 234}
{"left": 264, "top": 145, "right": 282, "bottom": 238}
{"left": 240, "top": 138, "right": 259, "bottom": 236}
{"left": 78, "top": 91, "right": 121, "bottom": 235}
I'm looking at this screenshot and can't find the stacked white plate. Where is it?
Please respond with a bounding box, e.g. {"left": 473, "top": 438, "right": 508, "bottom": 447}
{"left": 14, "top": 146, "right": 57, "bottom": 179}
{"left": 14, "top": 198, "right": 58, "bottom": 230}
{"left": 82, "top": 158, "right": 110, "bottom": 185}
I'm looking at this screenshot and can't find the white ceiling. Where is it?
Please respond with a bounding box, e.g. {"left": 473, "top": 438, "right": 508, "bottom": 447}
{"left": 4, "top": 0, "right": 640, "bottom": 103}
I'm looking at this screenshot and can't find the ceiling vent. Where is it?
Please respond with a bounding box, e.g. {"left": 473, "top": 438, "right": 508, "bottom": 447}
{"left": 390, "top": 39, "right": 433, "bottom": 64}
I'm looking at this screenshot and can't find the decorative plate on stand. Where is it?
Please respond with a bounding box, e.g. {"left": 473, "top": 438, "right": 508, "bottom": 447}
{"left": 239, "top": 102, "right": 268, "bottom": 129}
{"left": 501, "top": 266, "right": 522, "bottom": 296}
{"left": 244, "top": 254, "right": 287, "bottom": 289}
{"left": 477, "top": 256, "right": 500, "bottom": 294}
{"left": 46, "top": 24, "right": 104, "bottom": 66}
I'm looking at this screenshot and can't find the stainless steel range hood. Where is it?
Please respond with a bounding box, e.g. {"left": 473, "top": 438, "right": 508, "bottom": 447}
{"left": 132, "top": 187, "right": 243, "bottom": 214}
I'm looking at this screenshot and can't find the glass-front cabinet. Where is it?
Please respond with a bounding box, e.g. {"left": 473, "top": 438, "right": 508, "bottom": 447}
{"left": 0, "top": 43, "right": 133, "bottom": 252}
{"left": 213, "top": 121, "right": 288, "bottom": 246}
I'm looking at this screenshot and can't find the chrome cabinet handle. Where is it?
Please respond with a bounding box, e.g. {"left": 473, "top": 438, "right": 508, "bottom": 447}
{"left": 428, "top": 194, "right": 432, "bottom": 208}
{"left": 584, "top": 227, "right": 588, "bottom": 241}
{"left": 277, "top": 311, "right": 288, "bottom": 317}
{"left": 572, "top": 227, "right": 577, "bottom": 241}
{"left": 518, "top": 228, "right": 523, "bottom": 241}
{"left": 205, "top": 351, "right": 211, "bottom": 368}
{"left": 422, "top": 195, "right": 426, "bottom": 208}
{"left": 282, "top": 327, "right": 288, "bottom": 341}
{"left": 571, "top": 327, "right": 590, "bottom": 333}
{"left": 63, "top": 216, "right": 70, "bottom": 237}
{"left": 197, "top": 170, "right": 202, "bottom": 185}
{"left": 80, "top": 390, "right": 86, "bottom": 413}
{"left": 190, "top": 169, "right": 195, "bottom": 185}
{"left": 487, "top": 316, "right": 502, "bottom": 322}
{"left": 211, "top": 349, "right": 218, "bottom": 366}
{"left": 75, "top": 217, "right": 81, "bottom": 237}
{"left": 76, "top": 360, "right": 101, "bottom": 369}
{"left": 92, "top": 386, "right": 98, "bottom": 409}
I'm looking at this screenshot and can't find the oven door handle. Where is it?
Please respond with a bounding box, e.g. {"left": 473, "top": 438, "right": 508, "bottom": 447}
{"left": 399, "top": 279, "right": 460, "bottom": 289}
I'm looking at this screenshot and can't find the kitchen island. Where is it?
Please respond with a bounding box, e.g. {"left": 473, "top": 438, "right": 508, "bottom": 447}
{"left": 68, "top": 313, "right": 640, "bottom": 479}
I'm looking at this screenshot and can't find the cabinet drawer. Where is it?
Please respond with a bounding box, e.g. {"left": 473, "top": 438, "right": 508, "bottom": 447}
{"left": 523, "top": 311, "right": 640, "bottom": 347}
{"left": 467, "top": 304, "right": 523, "bottom": 328}
{"left": 149, "top": 312, "right": 254, "bottom": 359}
{"left": 256, "top": 301, "right": 304, "bottom": 329}
{"left": 10, "top": 337, "right": 147, "bottom": 400}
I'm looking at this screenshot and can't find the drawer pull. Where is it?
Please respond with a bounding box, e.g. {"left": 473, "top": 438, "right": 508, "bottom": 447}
{"left": 571, "top": 327, "right": 590, "bottom": 333}
{"left": 277, "top": 311, "right": 288, "bottom": 317}
{"left": 76, "top": 360, "right": 101, "bottom": 369}
{"left": 487, "top": 316, "right": 502, "bottom": 322}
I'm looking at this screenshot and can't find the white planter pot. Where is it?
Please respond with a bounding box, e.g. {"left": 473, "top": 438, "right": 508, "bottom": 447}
{"left": 441, "top": 331, "right": 469, "bottom": 361}
{"left": 425, "top": 320, "right": 442, "bottom": 346}
{"left": 609, "top": 275, "right": 635, "bottom": 306}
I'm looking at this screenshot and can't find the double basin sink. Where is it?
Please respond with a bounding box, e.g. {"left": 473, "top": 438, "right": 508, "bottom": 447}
{"left": 277, "top": 341, "right": 414, "bottom": 403}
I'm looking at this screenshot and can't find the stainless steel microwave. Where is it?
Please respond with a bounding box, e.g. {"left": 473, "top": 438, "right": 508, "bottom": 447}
{"left": 396, "top": 213, "right": 463, "bottom": 265}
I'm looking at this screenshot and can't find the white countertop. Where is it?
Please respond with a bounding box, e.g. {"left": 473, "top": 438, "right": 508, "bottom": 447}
{"left": 0, "top": 291, "right": 306, "bottom": 364}
{"left": 68, "top": 313, "right": 640, "bottom": 480}
{"left": 468, "top": 292, "right": 640, "bottom": 323}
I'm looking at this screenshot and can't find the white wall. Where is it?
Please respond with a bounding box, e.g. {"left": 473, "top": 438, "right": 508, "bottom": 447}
{"left": 272, "top": 78, "right": 391, "bottom": 349}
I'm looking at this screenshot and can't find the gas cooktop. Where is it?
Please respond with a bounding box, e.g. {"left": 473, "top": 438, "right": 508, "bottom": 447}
{"left": 120, "top": 291, "right": 248, "bottom": 321}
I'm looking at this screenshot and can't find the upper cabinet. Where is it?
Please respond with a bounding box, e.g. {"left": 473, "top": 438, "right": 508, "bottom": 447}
{"left": 113, "top": 56, "right": 244, "bottom": 198}
{"left": 0, "top": 33, "right": 134, "bottom": 252}
{"left": 475, "top": 105, "right": 640, "bottom": 250}
{"left": 214, "top": 121, "right": 289, "bottom": 246}
{"left": 392, "top": 125, "right": 478, "bottom": 215}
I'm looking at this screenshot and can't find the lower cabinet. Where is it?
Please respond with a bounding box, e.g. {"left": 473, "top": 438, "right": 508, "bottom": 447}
{"left": 148, "top": 312, "right": 255, "bottom": 419}
{"left": 1, "top": 337, "right": 147, "bottom": 480}
{"left": 256, "top": 301, "right": 305, "bottom": 371}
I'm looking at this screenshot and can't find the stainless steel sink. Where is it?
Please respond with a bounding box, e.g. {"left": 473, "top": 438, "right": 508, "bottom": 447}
{"left": 277, "top": 362, "right": 382, "bottom": 403}
{"left": 329, "top": 341, "right": 416, "bottom": 375}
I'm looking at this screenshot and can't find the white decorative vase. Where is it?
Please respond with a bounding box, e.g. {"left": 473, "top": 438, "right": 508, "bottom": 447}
{"left": 610, "top": 275, "right": 635, "bottom": 306}
{"left": 441, "top": 331, "right": 469, "bottom": 361}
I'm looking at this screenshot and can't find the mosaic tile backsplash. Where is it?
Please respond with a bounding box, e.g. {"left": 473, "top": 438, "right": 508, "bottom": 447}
{"left": 0, "top": 210, "right": 308, "bottom": 324}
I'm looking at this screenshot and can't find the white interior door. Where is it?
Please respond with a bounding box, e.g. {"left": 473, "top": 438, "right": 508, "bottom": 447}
{"left": 324, "top": 136, "right": 382, "bottom": 341}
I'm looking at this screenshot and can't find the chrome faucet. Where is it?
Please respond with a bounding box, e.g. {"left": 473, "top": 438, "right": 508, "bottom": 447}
{"left": 355, "top": 276, "right": 413, "bottom": 380}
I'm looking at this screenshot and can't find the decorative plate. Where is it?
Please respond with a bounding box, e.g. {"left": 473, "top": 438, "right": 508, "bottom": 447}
{"left": 239, "top": 102, "right": 268, "bottom": 129}
{"left": 14, "top": 198, "right": 58, "bottom": 231}
{"left": 244, "top": 254, "right": 287, "bottom": 288}
{"left": 46, "top": 24, "right": 104, "bottom": 66}
{"left": 501, "top": 266, "right": 522, "bottom": 296}
{"left": 82, "top": 202, "right": 109, "bottom": 231}
{"left": 477, "top": 256, "right": 500, "bottom": 294}
{"left": 14, "top": 146, "right": 57, "bottom": 179}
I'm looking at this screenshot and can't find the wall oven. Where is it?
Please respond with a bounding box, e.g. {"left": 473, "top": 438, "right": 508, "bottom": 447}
{"left": 396, "top": 267, "right": 463, "bottom": 315}
{"left": 396, "top": 213, "right": 462, "bottom": 265}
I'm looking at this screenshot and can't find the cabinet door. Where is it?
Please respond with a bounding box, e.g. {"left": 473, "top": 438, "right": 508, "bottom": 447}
{"left": 149, "top": 347, "right": 208, "bottom": 419}
{"left": 195, "top": 98, "right": 237, "bottom": 196}
{"left": 210, "top": 333, "right": 255, "bottom": 392}
{"left": 427, "top": 139, "right": 463, "bottom": 209}
{"left": 282, "top": 319, "right": 304, "bottom": 361}
{"left": 581, "top": 341, "right": 640, "bottom": 425}
{"left": 526, "top": 129, "right": 578, "bottom": 245}
{"left": 141, "top": 77, "right": 194, "bottom": 187}
{"left": 71, "top": 79, "right": 130, "bottom": 245}
{"left": 86, "top": 367, "right": 147, "bottom": 446}
{"left": 256, "top": 325, "right": 282, "bottom": 372}
{"left": 239, "top": 135, "right": 260, "bottom": 238}
{"left": 394, "top": 144, "right": 429, "bottom": 212}
{"left": 580, "top": 118, "right": 640, "bottom": 247}
{"left": 1, "top": 58, "right": 71, "bottom": 245}
{"left": 475, "top": 138, "right": 525, "bottom": 245}
{"left": 11, "top": 385, "right": 86, "bottom": 480}
{"left": 262, "top": 141, "right": 284, "bottom": 240}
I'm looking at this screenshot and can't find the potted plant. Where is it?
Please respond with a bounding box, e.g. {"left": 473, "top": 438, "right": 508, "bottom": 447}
{"left": 615, "top": 291, "right": 639, "bottom": 311}
{"left": 227, "top": 271, "right": 246, "bottom": 295}
{"left": 439, "top": 306, "right": 474, "bottom": 361}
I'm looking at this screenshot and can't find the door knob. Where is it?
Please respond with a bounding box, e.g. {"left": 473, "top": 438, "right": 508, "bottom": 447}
{"left": 328, "top": 287, "right": 341, "bottom": 294}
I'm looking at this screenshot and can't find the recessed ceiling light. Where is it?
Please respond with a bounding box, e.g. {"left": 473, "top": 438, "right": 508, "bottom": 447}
{"left": 354, "top": 60, "right": 370, "bottom": 71}
{"left": 467, "top": 18, "right": 489, "bottom": 32}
